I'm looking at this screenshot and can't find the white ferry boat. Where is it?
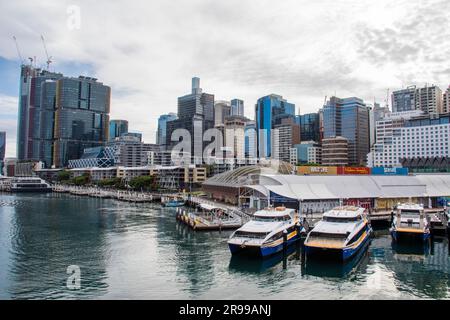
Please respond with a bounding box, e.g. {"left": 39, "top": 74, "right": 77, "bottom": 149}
{"left": 304, "top": 206, "right": 372, "bottom": 261}
{"left": 9, "top": 177, "right": 52, "bottom": 193}
{"left": 390, "top": 203, "right": 431, "bottom": 242}
{"left": 227, "top": 207, "right": 303, "bottom": 257}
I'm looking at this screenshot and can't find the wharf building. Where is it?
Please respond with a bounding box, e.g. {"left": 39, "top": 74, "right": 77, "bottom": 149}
{"left": 0, "top": 132, "right": 5, "bottom": 174}
{"left": 202, "top": 165, "right": 450, "bottom": 212}
{"left": 16, "top": 65, "right": 111, "bottom": 168}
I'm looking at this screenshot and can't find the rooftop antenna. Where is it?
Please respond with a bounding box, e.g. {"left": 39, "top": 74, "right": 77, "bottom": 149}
{"left": 40, "top": 35, "right": 52, "bottom": 71}
{"left": 12, "top": 36, "right": 25, "bottom": 65}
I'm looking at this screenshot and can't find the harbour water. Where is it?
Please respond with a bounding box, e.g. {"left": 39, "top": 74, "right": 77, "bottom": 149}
{"left": 1, "top": 193, "right": 449, "bottom": 300}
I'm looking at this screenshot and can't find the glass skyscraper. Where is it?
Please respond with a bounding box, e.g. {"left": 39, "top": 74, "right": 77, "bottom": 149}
{"left": 109, "top": 120, "right": 129, "bottom": 141}
{"left": 323, "top": 96, "right": 370, "bottom": 165}
{"left": 16, "top": 65, "right": 111, "bottom": 168}
{"left": 166, "top": 77, "right": 215, "bottom": 161}
{"left": 16, "top": 65, "right": 64, "bottom": 163}
{"left": 295, "top": 113, "right": 320, "bottom": 142}
{"left": 0, "top": 131, "right": 5, "bottom": 160}
{"left": 255, "top": 94, "right": 295, "bottom": 158}
{"left": 53, "top": 76, "right": 111, "bottom": 168}
{"left": 231, "top": 99, "right": 244, "bottom": 117}
{"left": 157, "top": 113, "right": 177, "bottom": 146}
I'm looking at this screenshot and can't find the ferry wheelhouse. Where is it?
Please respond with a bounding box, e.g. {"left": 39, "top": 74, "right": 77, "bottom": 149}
{"left": 390, "top": 203, "right": 430, "bottom": 242}
{"left": 228, "top": 207, "right": 302, "bottom": 257}
{"left": 304, "top": 206, "right": 372, "bottom": 261}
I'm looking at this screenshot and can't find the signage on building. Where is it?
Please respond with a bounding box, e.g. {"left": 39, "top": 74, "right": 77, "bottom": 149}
{"left": 371, "top": 167, "right": 409, "bottom": 175}
{"left": 297, "top": 166, "right": 338, "bottom": 175}
{"left": 338, "top": 167, "right": 370, "bottom": 175}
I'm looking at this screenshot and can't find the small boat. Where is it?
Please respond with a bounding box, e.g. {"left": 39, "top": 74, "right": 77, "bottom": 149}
{"left": 227, "top": 206, "right": 303, "bottom": 257}
{"left": 304, "top": 206, "right": 373, "bottom": 261}
{"left": 390, "top": 203, "right": 430, "bottom": 243}
{"left": 163, "top": 199, "right": 185, "bottom": 207}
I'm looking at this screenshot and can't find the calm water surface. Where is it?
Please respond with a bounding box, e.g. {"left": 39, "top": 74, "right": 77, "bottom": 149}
{"left": 0, "top": 193, "right": 449, "bottom": 299}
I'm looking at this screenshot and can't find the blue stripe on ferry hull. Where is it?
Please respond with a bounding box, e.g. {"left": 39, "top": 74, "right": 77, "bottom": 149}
{"left": 229, "top": 233, "right": 300, "bottom": 258}
{"left": 305, "top": 231, "right": 372, "bottom": 261}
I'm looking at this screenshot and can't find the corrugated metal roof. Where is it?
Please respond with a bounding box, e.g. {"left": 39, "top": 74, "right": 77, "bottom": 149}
{"left": 250, "top": 174, "right": 450, "bottom": 201}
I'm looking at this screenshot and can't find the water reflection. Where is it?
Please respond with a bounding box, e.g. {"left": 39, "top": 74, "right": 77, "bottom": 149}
{"left": 5, "top": 193, "right": 110, "bottom": 299}
{"left": 1, "top": 193, "right": 450, "bottom": 299}
{"left": 302, "top": 243, "right": 370, "bottom": 279}
{"left": 228, "top": 246, "right": 298, "bottom": 274}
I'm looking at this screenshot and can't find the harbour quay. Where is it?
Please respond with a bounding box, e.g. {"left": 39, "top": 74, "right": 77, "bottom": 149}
{"left": 202, "top": 165, "right": 450, "bottom": 224}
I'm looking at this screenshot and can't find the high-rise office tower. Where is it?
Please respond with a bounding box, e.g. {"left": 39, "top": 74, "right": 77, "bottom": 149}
{"left": 255, "top": 94, "right": 295, "bottom": 158}
{"left": 109, "top": 120, "right": 129, "bottom": 141}
{"left": 392, "top": 85, "right": 443, "bottom": 114}
{"left": 0, "top": 132, "right": 5, "bottom": 160}
{"left": 53, "top": 76, "right": 111, "bottom": 168}
{"left": 214, "top": 101, "right": 231, "bottom": 126}
{"left": 392, "top": 86, "right": 416, "bottom": 113}
{"left": 442, "top": 86, "right": 450, "bottom": 114}
{"left": 231, "top": 99, "right": 244, "bottom": 117}
{"left": 322, "top": 96, "right": 370, "bottom": 166}
{"left": 166, "top": 77, "right": 215, "bottom": 162}
{"left": 273, "top": 117, "right": 301, "bottom": 163}
{"left": 16, "top": 65, "right": 111, "bottom": 168}
{"left": 157, "top": 113, "right": 177, "bottom": 146}
{"left": 244, "top": 121, "right": 257, "bottom": 158}
{"left": 415, "top": 85, "right": 443, "bottom": 114}
{"left": 224, "top": 115, "right": 247, "bottom": 159}
{"left": 295, "top": 113, "right": 320, "bottom": 142}
{"left": 16, "top": 65, "right": 64, "bottom": 163}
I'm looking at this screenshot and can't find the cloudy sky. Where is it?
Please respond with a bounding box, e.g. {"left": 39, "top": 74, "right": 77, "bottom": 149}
{"left": 1, "top": 0, "right": 449, "bottom": 157}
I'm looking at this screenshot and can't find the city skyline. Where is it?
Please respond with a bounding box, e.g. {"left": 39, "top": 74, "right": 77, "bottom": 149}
{"left": 1, "top": 0, "right": 450, "bottom": 158}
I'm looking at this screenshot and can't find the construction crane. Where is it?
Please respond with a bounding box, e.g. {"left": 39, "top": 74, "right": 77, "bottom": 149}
{"left": 12, "top": 36, "right": 25, "bottom": 65}
{"left": 40, "top": 35, "right": 52, "bottom": 70}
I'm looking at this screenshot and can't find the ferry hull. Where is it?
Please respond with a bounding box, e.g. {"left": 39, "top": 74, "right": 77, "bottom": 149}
{"left": 305, "top": 231, "right": 372, "bottom": 261}
{"left": 391, "top": 229, "right": 430, "bottom": 243}
{"left": 229, "top": 232, "right": 300, "bottom": 258}
{"left": 163, "top": 202, "right": 185, "bottom": 207}
{"left": 10, "top": 187, "right": 52, "bottom": 193}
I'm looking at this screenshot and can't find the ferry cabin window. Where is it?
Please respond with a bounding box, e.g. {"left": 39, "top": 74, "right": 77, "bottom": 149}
{"left": 323, "top": 216, "right": 361, "bottom": 223}
{"left": 234, "top": 231, "right": 268, "bottom": 239}
{"left": 400, "top": 209, "right": 421, "bottom": 215}
{"left": 309, "top": 232, "right": 347, "bottom": 240}
{"left": 254, "top": 215, "right": 290, "bottom": 222}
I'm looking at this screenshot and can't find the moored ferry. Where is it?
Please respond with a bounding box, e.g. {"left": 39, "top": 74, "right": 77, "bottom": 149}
{"left": 304, "top": 206, "right": 372, "bottom": 261}
{"left": 227, "top": 206, "right": 303, "bottom": 257}
{"left": 390, "top": 203, "right": 430, "bottom": 242}
{"left": 9, "top": 177, "right": 52, "bottom": 193}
